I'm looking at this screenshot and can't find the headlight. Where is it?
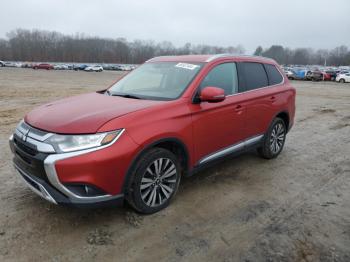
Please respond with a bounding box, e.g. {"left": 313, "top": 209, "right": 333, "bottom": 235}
{"left": 45, "top": 129, "right": 124, "bottom": 153}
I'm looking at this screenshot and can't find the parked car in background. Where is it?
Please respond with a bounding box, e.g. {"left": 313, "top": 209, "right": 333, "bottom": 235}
{"left": 324, "top": 71, "right": 336, "bottom": 81}
{"left": 114, "top": 65, "right": 125, "bottom": 71}
{"left": 33, "top": 63, "right": 54, "bottom": 70}
{"left": 336, "top": 73, "right": 350, "bottom": 83}
{"left": 73, "top": 64, "right": 88, "bottom": 71}
{"left": 4, "top": 61, "right": 18, "bottom": 67}
{"left": 122, "top": 65, "right": 134, "bottom": 71}
{"left": 284, "top": 70, "right": 297, "bottom": 80}
{"left": 102, "top": 64, "right": 115, "bottom": 70}
{"left": 321, "top": 72, "right": 332, "bottom": 81}
{"left": 84, "top": 65, "right": 103, "bottom": 72}
{"left": 292, "top": 69, "right": 308, "bottom": 80}
{"left": 21, "top": 62, "right": 34, "bottom": 68}
{"left": 0, "top": 60, "right": 4, "bottom": 67}
{"left": 9, "top": 54, "right": 295, "bottom": 213}
{"left": 305, "top": 71, "right": 323, "bottom": 81}
{"left": 337, "top": 70, "right": 350, "bottom": 76}
{"left": 54, "top": 64, "right": 69, "bottom": 70}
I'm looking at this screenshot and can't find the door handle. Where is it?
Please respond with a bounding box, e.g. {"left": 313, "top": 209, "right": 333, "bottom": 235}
{"left": 270, "top": 96, "right": 276, "bottom": 102}
{"left": 234, "top": 105, "right": 243, "bottom": 112}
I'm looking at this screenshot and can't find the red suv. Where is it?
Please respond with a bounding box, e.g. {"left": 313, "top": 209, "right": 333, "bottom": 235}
{"left": 9, "top": 55, "right": 295, "bottom": 213}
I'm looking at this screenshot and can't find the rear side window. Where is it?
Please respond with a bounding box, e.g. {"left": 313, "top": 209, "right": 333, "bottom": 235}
{"left": 241, "top": 62, "right": 268, "bottom": 91}
{"left": 264, "top": 64, "right": 283, "bottom": 85}
{"left": 199, "top": 63, "right": 238, "bottom": 95}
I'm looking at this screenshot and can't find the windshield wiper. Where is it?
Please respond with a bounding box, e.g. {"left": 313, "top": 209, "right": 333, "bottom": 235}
{"left": 110, "top": 93, "right": 141, "bottom": 99}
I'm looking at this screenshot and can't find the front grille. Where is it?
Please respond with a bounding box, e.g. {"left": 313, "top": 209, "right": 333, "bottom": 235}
{"left": 11, "top": 135, "right": 50, "bottom": 183}
{"left": 15, "top": 149, "right": 31, "bottom": 164}
{"left": 11, "top": 121, "right": 56, "bottom": 184}
{"left": 14, "top": 137, "right": 37, "bottom": 156}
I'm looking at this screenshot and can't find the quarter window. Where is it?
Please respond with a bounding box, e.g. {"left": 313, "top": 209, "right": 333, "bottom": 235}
{"left": 264, "top": 64, "right": 283, "bottom": 85}
{"left": 199, "top": 63, "right": 238, "bottom": 95}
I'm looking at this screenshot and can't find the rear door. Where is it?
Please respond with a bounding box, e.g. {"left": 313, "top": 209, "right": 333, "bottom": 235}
{"left": 190, "top": 62, "right": 247, "bottom": 165}
{"left": 237, "top": 62, "right": 284, "bottom": 138}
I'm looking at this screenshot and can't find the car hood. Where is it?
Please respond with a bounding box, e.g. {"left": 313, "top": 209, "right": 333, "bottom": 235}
{"left": 25, "top": 92, "right": 162, "bottom": 134}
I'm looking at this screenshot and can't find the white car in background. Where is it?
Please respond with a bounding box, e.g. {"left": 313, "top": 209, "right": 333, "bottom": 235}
{"left": 84, "top": 65, "right": 103, "bottom": 72}
{"left": 336, "top": 73, "right": 350, "bottom": 83}
{"left": 4, "top": 61, "right": 17, "bottom": 67}
{"left": 284, "top": 70, "right": 296, "bottom": 79}
{"left": 54, "top": 64, "right": 70, "bottom": 70}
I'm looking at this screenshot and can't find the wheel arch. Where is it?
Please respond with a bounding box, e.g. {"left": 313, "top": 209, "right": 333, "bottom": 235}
{"left": 122, "top": 137, "right": 190, "bottom": 195}
{"left": 275, "top": 111, "right": 290, "bottom": 131}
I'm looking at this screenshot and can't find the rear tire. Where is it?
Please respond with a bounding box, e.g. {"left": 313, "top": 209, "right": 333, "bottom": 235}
{"left": 126, "top": 148, "right": 181, "bottom": 214}
{"left": 257, "top": 117, "right": 286, "bottom": 159}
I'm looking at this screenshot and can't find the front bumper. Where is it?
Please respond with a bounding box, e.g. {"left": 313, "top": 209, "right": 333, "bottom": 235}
{"left": 8, "top": 122, "right": 135, "bottom": 207}
{"left": 14, "top": 163, "right": 124, "bottom": 207}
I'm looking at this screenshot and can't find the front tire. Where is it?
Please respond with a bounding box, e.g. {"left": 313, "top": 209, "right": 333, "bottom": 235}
{"left": 258, "top": 117, "right": 286, "bottom": 159}
{"left": 126, "top": 148, "right": 181, "bottom": 214}
{"left": 340, "top": 79, "right": 345, "bottom": 83}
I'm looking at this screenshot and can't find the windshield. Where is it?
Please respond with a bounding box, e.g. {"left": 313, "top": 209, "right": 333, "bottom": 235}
{"left": 108, "top": 62, "right": 203, "bottom": 100}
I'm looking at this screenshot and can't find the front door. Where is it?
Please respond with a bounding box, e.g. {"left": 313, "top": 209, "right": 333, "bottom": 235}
{"left": 189, "top": 62, "right": 246, "bottom": 165}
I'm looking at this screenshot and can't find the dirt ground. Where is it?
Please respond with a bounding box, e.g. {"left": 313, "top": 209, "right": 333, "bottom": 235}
{"left": 0, "top": 68, "right": 349, "bottom": 262}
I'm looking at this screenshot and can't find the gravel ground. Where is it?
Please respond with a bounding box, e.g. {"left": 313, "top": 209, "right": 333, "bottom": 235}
{"left": 0, "top": 68, "right": 349, "bottom": 262}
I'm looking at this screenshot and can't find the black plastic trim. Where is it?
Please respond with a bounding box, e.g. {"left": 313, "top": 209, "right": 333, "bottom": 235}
{"left": 18, "top": 170, "right": 124, "bottom": 208}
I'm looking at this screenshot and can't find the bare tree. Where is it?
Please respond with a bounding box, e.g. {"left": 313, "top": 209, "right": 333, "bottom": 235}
{"left": 1, "top": 29, "right": 349, "bottom": 65}
{"left": 256, "top": 45, "right": 350, "bottom": 66}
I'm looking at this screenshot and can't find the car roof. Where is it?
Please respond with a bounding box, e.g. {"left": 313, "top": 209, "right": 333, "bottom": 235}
{"left": 146, "top": 54, "right": 276, "bottom": 64}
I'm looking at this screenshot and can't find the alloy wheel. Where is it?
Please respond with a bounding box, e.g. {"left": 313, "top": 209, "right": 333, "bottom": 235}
{"left": 140, "top": 158, "right": 178, "bottom": 207}
{"left": 270, "top": 123, "right": 285, "bottom": 154}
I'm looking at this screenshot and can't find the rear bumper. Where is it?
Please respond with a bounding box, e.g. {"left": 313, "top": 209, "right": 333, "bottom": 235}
{"left": 14, "top": 163, "right": 124, "bottom": 208}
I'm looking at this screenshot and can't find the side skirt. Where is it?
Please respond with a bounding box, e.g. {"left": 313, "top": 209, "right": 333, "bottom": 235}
{"left": 188, "top": 134, "right": 264, "bottom": 176}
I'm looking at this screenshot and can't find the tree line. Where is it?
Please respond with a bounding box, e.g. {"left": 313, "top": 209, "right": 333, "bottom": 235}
{"left": 0, "top": 29, "right": 244, "bottom": 64}
{"left": 0, "top": 29, "right": 349, "bottom": 66}
{"left": 254, "top": 45, "right": 350, "bottom": 66}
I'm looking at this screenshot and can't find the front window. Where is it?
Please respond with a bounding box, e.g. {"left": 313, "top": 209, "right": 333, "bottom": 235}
{"left": 199, "top": 63, "right": 238, "bottom": 95}
{"left": 108, "top": 62, "right": 203, "bottom": 100}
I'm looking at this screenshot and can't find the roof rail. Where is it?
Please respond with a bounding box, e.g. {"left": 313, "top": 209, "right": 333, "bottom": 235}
{"left": 145, "top": 54, "right": 275, "bottom": 63}
{"left": 205, "top": 54, "right": 275, "bottom": 62}
{"left": 145, "top": 55, "right": 176, "bottom": 63}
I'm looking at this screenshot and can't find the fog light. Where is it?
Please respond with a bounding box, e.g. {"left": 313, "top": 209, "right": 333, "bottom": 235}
{"left": 64, "top": 184, "right": 107, "bottom": 197}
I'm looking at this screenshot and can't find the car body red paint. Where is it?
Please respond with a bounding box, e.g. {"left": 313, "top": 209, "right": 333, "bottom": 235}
{"left": 25, "top": 93, "right": 164, "bottom": 134}
{"left": 10, "top": 54, "right": 295, "bottom": 210}
{"left": 321, "top": 72, "right": 332, "bottom": 81}
{"left": 33, "top": 63, "right": 54, "bottom": 70}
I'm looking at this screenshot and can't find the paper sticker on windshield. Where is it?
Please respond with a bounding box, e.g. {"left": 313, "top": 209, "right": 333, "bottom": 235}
{"left": 175, "top": 63, "right": 199, "bottom": 70}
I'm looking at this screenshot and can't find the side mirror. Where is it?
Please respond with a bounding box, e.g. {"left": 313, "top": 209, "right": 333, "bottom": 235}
{"left": 200, "top": 86, "right": 226, "bottom": 103}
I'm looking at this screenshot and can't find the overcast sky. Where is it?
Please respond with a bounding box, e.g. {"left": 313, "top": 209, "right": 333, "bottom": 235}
{"left": 1, "top": 0, "right": 349, "bottom": 53}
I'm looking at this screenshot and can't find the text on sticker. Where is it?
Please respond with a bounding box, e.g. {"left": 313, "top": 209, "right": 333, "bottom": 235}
{"left": 175, "top": 63, "right": 199, "bottom": 70}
